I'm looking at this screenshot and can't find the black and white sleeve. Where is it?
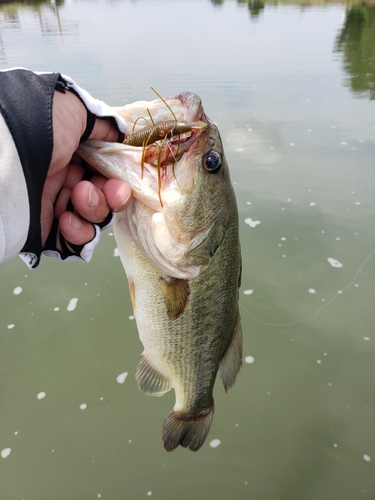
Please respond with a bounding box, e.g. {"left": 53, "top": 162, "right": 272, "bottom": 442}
{"left": 0, "top": 68, "right": 127, "bottom": 268}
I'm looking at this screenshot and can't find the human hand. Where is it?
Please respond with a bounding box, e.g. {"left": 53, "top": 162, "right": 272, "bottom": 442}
{"left": 41, "top": 90, "right": 131, "bottom": 249}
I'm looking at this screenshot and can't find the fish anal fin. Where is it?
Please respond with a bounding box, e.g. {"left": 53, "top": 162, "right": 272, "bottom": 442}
{"left": 135, "top": 355, "right": 172, "bottom": 397}
{"left": 162, "top": 406, "right": 214, "bottom": 452}
{"left": 160, "top": 277, "right": 190, "bottom": 320}
{"left": 219, "top": 312, "right": 243, "bottom": 392}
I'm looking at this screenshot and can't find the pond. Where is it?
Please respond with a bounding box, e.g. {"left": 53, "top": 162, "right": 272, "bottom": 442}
{"left": 1, "top": 0, "right": 375, "bottom": 498}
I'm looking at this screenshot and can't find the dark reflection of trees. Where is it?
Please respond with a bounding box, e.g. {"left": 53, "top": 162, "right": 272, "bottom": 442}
{"left": 0, "top": 0, "right": 77, "bottom": 43}
{"left": 0, "top": 0, "right": 64, "bottom": 6}
{"left": 335, "top": 2, "right": 375, "bottom": 99}
{"left": 237, "top": 0, "right": 265, "bottom": 19}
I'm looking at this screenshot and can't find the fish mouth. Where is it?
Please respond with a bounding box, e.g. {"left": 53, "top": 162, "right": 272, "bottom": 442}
{"left": 139, "top": 91, "right": 207, "bottom": 168}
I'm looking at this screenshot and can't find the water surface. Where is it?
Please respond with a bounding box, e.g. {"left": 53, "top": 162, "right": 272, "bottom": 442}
{"left": 0, "top": 1, "right": 375, "bottom": 498}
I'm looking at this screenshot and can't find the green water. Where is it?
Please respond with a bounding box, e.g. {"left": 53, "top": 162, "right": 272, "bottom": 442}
{"left": 1, "top": 0, "right": 375, "bottom": 498}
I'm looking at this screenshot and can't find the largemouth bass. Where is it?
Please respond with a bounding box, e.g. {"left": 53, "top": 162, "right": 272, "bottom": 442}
{"left": 78, "top": 91, "right": 242, "bottom": 452}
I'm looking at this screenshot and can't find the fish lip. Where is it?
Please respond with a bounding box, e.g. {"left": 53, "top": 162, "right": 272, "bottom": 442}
{"left": 175, "top": 91, "right": 204, "bottom": 122}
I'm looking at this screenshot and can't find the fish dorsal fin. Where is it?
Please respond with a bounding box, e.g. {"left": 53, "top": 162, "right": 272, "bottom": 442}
{"left": 219, "top": 311, "right": 243, "bottom": 392}
{"left": 159, "top": 277, "right": 190, "bottom": 320}
{"left": 135, "top": 355, "right": 172, "bottom": 397}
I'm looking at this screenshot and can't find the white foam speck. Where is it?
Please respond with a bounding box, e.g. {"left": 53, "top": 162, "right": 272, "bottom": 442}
{"left": 67, "top": 298, "right": 78, "bottom": 312}
{"left": 147, "top": 492, "right": 152, "bottom": 497}
{"left": 281, "top": 237, "right": 286, "bottom": 241}
{"left": 289, "top": 142, "right": 295, "bottom": 146}
{"left": 108, "top": 232, "right": 113, "bottom": 236}
{"left": 334, "top": 443, "right": 338, "bottom": 448}
{"left": 209, "top": 439, "right": 221, "bottom": 448}
{"left": 114, "top": 248, "right": 120, "bottom": 257}
{"left": 245, "top": 356, "right": 255, "bottom": 364}
{"left": 53, "top": 307, "right": 59, "bottom": 312}
{"left": 310, "top": 202, "right": 316, "bottom": 207}
{"left": 37, "top": 392, "right": 46, "bottom": 400}
{"left": 317, "top": 360, "right": 322, "bottom": 364}
{"left": 308, "top": 289, "right": 316, "bottom": 294}
{"left": 14, "top": 431, "right": 18, "bottom": 435}
{"left": 98, "top": 495, "right": 102, "bottom": 498}
{"left": 1, "top": 448, "right": 11, "bottom": 459}
{"left": 13, "top": 287, "right": 22, "bottom": 295}
{"left": 246, "top": 201, "right": 252, "bottom": 205}
{"left": 129, "top": 315, "right": 135, "bottom": 320}
{"left": 7, "top": 324, "right": 15, "bottom": 330}
{"left": 327, "top": 258, "right": 343, "bottom": 268}
{"left": 79, "top": 404, "right": 87, "bottom": 410}
{"left": 337, "top": 290, "right": 343, "bottom": 294}
{"left": 355, "top": 202, "right": 361, "bottom": 206}
{"left": 245, "top": 218, "right": 261, "bottom": 228}
{"left": 243, "top": 290, "right": 253, "bottom": 295}
{"left": 363, "top": 337, "right": 370, "bottom": 341}
{"left": 340, "top": 142, "right": 347, "bottom": 145}
{"left": 363, "top": 455, "right": 371, "bottom": 462}
{"left": 116, "top": 372, "right": 128, "bottom": 384}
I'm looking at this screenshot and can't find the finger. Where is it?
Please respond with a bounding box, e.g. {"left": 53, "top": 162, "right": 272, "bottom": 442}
{"left": 59, "top": 212, "right": 95, "bottom": 246}
{"left": 90, "top": 118, "right": 119, "bottom": 142}
{"left": 102, "top": 179, "right": 132, "bottom": 212}
{"left": 54, "top": 187, "right": 72, "bottom": 219}
{"left": 71, "top": 180, "right": 110, "bottom": 224}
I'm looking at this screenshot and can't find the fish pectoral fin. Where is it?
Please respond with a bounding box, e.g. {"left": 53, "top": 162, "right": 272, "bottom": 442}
{"left": 159, "top": 277, "right": 190, "bottom": 320}
{"left": 135, "top": 355, "right": 172, "bottom": 397}
{"left": 162, "top": 406, "right": 214, "bottom": 452}
{"left": 219, "top": 311, "right": 243, "bottom": 392}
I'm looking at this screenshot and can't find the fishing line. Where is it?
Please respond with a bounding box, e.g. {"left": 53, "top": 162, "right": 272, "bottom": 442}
{"left": 239, "top": 245, "right": 375, "bottom": 328}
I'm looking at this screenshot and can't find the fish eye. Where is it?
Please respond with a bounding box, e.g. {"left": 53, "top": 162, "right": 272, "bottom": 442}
{"left": 204, "top": 151, "right": 222, "bottom": 174}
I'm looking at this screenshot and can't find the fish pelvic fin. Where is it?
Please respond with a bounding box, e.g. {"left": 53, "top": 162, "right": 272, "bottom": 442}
{"left": 219, "top": 311, "right": 243, "bottom": 392}
{"left": 162, "top": 406, "right": 214, "bottom": 452}
{"left": 135, "top": 355, "right": 172, "bottom": 397}
{"left": 159, "top": 277, "right": 190, "bottom": 320}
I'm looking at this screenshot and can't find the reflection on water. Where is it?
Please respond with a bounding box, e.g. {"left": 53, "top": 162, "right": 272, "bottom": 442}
{"left": 0, "top": 0, "right": 76, "bottom": 64}
{"left": 335, "top": 2, "right": 375, "bottom": 99}
{"left": 0, "top": 0, "right": 375, "bottom": 499}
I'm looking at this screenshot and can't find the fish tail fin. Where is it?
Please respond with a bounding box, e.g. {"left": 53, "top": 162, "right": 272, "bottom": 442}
{"left": 162, "top": 406, "right": 214, "bottom": 452}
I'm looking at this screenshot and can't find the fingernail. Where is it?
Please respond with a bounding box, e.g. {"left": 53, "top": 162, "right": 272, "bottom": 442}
{"left": 88, "top": 185, "right": 100, "bottom": 207}
{"left": 113, "top": 184, "right": 132, "bottom": 212}
{"left": 69, "top": 213, "right": 82, "bottom": 230}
